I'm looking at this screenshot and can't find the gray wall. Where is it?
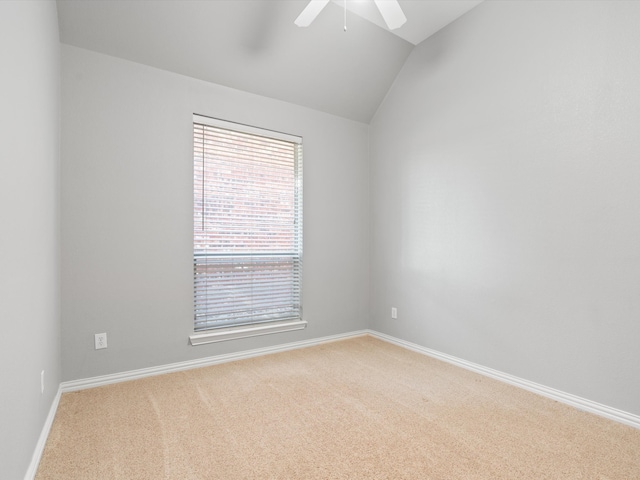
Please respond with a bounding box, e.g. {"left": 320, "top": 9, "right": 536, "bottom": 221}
{"left": 61, "top": 45, "right": 370, "bottom": 381}
{"left": 370, "top": 0, "right": 640, "bottom": 416}
{"left": 0, "top": 1, "right": 61, "bottom": 478}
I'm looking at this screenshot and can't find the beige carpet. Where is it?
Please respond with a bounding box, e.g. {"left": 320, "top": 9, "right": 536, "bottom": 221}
{"left": 36, "top": 336, "right": 640, "bottom": 479}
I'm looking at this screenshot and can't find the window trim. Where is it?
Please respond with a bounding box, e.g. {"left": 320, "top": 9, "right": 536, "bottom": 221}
{"left": 193, "top": 114, "right": 302, "bottom": 145}
{"left": 189, "top": 319, "right": 307, "bottom": 346}
{"left": 190, "top": 114, "right": 305, "bottom": 344}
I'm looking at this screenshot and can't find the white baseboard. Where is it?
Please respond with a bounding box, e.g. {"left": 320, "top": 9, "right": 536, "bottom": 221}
{"left": 61, "top": 329, "right": 368, "bottom": 392}
{"left": 62, "top": 328, "right": 640, "bottom": 430}
{"left": 24, "top": 386, "right": 62, "bottom": 480}
{"left": 367, "top": 330, "right": 640, "bottom": 430}
{"left": 33, "top": 326, "right": 638, "bottom": 479}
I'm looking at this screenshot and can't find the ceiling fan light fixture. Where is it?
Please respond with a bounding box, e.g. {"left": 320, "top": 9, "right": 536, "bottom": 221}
{"left": 295, "top": 0, "right": 407, "bottom": 31}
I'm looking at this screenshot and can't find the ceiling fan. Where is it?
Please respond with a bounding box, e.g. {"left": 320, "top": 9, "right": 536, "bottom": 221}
{"left": 295, "top": 0, "right": 407, "bottom": 31}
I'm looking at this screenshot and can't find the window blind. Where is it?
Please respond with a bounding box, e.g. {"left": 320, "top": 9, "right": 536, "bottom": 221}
{"left": 193, "top": 116, "right": 302, "bottom": 332}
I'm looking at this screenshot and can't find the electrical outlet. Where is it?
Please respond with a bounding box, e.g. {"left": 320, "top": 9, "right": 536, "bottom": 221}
{"left": 95, "top": 332, "right": 108, "bottom": 350}
{"left": 41, "top": 370, "right": 45, "bottom": 394}
{"left": 391, "top": 307, "right": 398, "bottom": 319}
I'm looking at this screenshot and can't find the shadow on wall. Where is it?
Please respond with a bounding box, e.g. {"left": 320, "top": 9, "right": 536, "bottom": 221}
{"left": 242, "top": 1, "right": 286, "bottom": 54}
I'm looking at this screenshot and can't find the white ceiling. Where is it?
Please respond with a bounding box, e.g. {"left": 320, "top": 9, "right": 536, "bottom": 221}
{"left": 56, "top": 0, "right": 482, "bottom": 123}
{"left": 337, "top": 0, "right": 483, "bottom": 45}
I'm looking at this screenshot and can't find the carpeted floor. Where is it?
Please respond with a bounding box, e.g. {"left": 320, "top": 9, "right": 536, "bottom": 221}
{"left": 36, "top": 335, "right": 640, "bottom": 479}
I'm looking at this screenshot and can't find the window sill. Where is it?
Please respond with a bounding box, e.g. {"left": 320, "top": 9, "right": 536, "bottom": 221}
{"left": 189, "top": 319, "right": 307, "bottom": 346}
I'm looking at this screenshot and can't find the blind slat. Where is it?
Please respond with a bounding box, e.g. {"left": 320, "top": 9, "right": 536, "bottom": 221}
{"left": 193, "top": 120, "right": 303, "bottom": 331}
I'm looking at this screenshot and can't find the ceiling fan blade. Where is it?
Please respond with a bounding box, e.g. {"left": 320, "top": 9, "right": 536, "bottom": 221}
{"left": 373, "top": 0, "right": 407, "bottom": 30}
{"left": 295, "top": 0, "right": 331, "bottom": 27}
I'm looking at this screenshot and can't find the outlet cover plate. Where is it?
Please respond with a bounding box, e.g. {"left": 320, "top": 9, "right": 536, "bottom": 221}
{"left": 95, "top": 333, "right": 108, "bottom": 350}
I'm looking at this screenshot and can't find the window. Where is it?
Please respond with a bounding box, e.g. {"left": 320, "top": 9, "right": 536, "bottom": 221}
{"left": 190, "top": 115, "right": 304, "bottom": 344}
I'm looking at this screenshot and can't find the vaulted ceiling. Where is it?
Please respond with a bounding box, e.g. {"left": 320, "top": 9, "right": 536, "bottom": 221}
{"left": 56, "top": 0, "right": 482, "bottom": 123}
